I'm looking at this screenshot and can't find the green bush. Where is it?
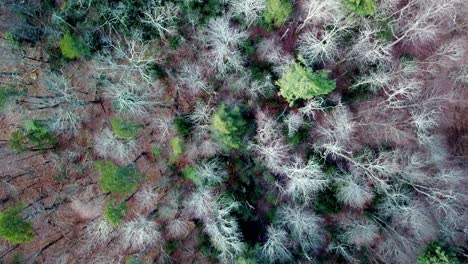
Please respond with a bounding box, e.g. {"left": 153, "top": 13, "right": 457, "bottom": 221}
{"left": 0, "top": 203, "right": 34, "bottom": 244}
{"left": 263, "top": 0, "right": 292, "bottom": 28}
{"left": 111, "top": 117, "right": 142, "bottom": 139}
{"left": 95, "top": 161, "right": 141, "bottom": 194}
{"left": 151, "top": 146, "right": 161, "bottom": 159}
{"left": 344, "top": 0, "right": 377, "bottom": 16}
{"left": 276, "top": 62, "right": 336, "bottom": 106}
{"left": 212, "top": 105, "right": 247, "bottom": 149}
{"left": 125, "top": 256, "right": 144, "bottom": 264}
{"left": 0, "top": 85, "right": 22, "bottom": 110}
{"left": 9, "top": 120, "right": 57, "bottom": 152}
{"left": 103, "top": 200, "right": 128, "bottom": 227}
{"left": 182, "top": 166, "right": 202, "bottom": 185}
{"left": 170, "top": 136, "right": 184, "bottom": 160}
{"left": 59, "top": 33, "right": 90, "bottom": 59}
{"left": 418, "top": 244, "right": 459, "bottom": 264}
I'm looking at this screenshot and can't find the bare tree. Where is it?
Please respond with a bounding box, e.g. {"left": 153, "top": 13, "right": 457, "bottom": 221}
{"left": 85, "top": 217, "right": 116, "bottom": 249}
{"left": 278, "top": 206, "right": 324, "bottom": 255}
{"left": 257, "top": 37, "right": 294, "bottom": 75}
{"left": 281, "top": 157, "right": 329, "bottom": 202}
{"left": 167, "top": 218, "right": 192, "bottom": 239}
{"left": 121, "top": 216, "right": 161, "bottom": 251}
{"left": 94, "top": 128, "right": 137, "bottom": 165}
{"left": 95, "top": 32, "right": 160, "bottom": 83}
{"left": 348, "top": 21, "right": 392, "bottom": 66}
{"left": 261, "top": 226, "right": 292, "bottom": 263}
{"left": 204, "top": 198, "right": 245, "bottom": 263}
{"left": 202, "top": 17, "right": 248, "bottom": 77}
{"left": 298, "top": 97, "right": 327, "bottom": 118}
{"left": 335, "top": 173, "right": 374, "bottom": 208}
{"left": 177, "top": 62, "right": 212, "bottom": 94}
{"left": 140, "top": 0, "right": 180, "bottom": 39}
{"left": 184, "top": 188, "right": 216, "bottom": 220}
{"left": 284, "top": 112, "right": 304, "bottom": 137}
{"left": 102, "top": 78, "right": 160, "bottom": 116}
{"left": 393, "top": 0, "right": 464, "bottom": 45}
{"left": 252, "top": 111, "right": 291, "bottom": 172}
{"left": 298, "top": 28, "right": 341, "bottom": 64}
{"left": 297, "top": 0, "right": 344, "bottom": 32}
{"left": 340, "top": 218, "right": 379, "bottom": 247}
{"left": 135, "top": 186, "right": 160, "bottom": 211}
{"left": 229, "top": 0, "right": 266, "bottom": 27}
{"left": 195, "top": 159, "right": 228, "bottom": 186}
{"left": 315, "top": 104, "right": 355, "bottom": 159}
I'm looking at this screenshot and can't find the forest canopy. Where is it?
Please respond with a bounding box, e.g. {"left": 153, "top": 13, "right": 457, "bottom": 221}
{"left": 0, "top": 0, "right": 467, "bottom": 263}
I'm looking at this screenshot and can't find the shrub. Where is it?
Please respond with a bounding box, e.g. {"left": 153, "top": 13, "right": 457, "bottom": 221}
{"left": 151, "top": 146, "right": 161, "bottom": 159}
{"left": 170, "top": 136, "right": 184, "bottom": 160}
{"left": 103, "top": 200, "right": 128, "bottom": 227}
{"left": 125, "top": 257, "right": 144, "bottom": 264}
{"left": 95, "top": 161, "right": 141, "bottom": 194}
{"left": 0, "top": 203, "right": 34, "bottom": 244}
{"left": 0, "top": 85, "right": 22, "bottom": 110}
{"left": 263, "top": 0, "right": 292, "bottom": 28}
{"left": 344, "top": 0, "right": 376, "bottom": 16}
{"left": 418, "top": 244, "right": 459, "bottom": 264}
{"left": 276, "top": 62, "right": 336, "bottom": 106}
{"left": 59, "top": 33, "right": 90, "bottom": 59}
{"left": 212, "top": 105, "right": 247, "bottom": 149}
{"left": 9, "top": 120, "right": 57, "bottom": 152}
{"left": 111, "top": 117, "right": 142, "bottom": 139}
{"left": 182, "top": 166, "right": 202, "bottom": 185}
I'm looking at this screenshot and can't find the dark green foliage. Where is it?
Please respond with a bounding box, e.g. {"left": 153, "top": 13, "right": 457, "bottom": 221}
{"left": 376, "top": 17, "right": 394, "bottom": 42}
{"left": 164, "top": 240, "right": 181, "bottom": 255}
{"left": 237, "top": 246, "right": 259, "bottom": 264}
{"left": 418, "top": 243, "right": 459, "bottom": 264}
{"left": 111, "top": 117, "right": 142, "bottom": 139}
{"left": 212, "top": 105, "right": 247, "bottom": 150}
{"left": 168, "top": 35, "right": 184, "bottom": 50}
{"left": 104, "top": 200, "right": 128, "bottom": 227}
{"left": 11, "top": 253, "right": 23, "bottom": 264}
{"left": 0, "top": 85, "right": 23, "bottom": 110}
{"left": 229, "top": 158, "right": 270, "bottom": 244}
{"left": 174, "top": 116, "right": 192, "bottom": 138}
{"left": 59, "top": 33, "right": 90, "bottom": 59}
{"left": 8, "top": 120, "right": 57, "bottom": 152}
{"left": 1, "top": 0, "right": 52, "bottom": 43}
{"left": 198, "top": 232, "right": 221, "bottom": 261}
{"left": 314, "top": 187, "right": 341, "bottom": 215}
{"left": 0, "top": 203, "right": 34, "bottom": 244}
{"left": 95, "top": 161, "right": 141, "bottom": 194}
{"left": 241, "top": 39, "right": 257, "bottom": 57}
{"left": 181, "top": 0, "right": 224, "bottom": 25}
{"left": 144, "top": 63, "right": 166, "bottom": 78}
{"left": 344, "top": 0, "right": 377, "bottom": 16}
{"left": 8, "top": 130, "right": 27, "bottom": 152}
{"left": 263, "top": 0, "right": 292, "bottom": 29}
